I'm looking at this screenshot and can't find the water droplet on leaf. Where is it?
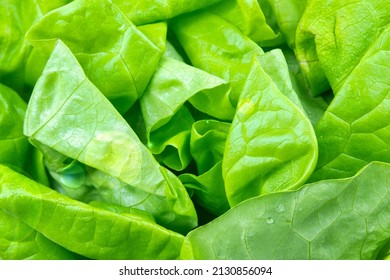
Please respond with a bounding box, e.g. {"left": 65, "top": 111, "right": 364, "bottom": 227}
{"left": 277, "top": 204, "right": 285, "bottom": 213}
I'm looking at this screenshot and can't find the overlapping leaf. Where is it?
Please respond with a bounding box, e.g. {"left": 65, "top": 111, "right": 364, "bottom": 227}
{"left": 24, "top": 40, "right": 197, "bottom": 233}
{"left": 222, "top": 59, "right": 317, "bottom": 206}
{"left": 182, "top": 162, "right": 390, "bottom": 260}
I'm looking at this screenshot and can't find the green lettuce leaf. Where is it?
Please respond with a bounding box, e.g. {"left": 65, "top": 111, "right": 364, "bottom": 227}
{"left": 0, "top": 0, "right": 71, "bottom": 95}
{"left": 295, "top": 0, "right": 390, "bottom": 95}
{"left": 281, "top": 47, "right": 330, "bottom": 126}
{"left": 26, "top": 0, "right": 165, "bottom": 113}
{"left": 0, "top": 83, "right": 31, "bottom": 172}
{"left": 182, "top": 161, "right": 390, "bottom": 260}
{"left": 0, "top": 164, "right": 185, "bottom": 260}
{"left": 265, "top": 0, "right": 308, "bottom": 48}
{"left": 258, "top": 49, "right": 303, "bottom": 110}
{"left": 24, "top": 40, "right": 197, "bottom": 233}
{"left": 112, "top": 0, "right": 223, "bottom": 25}
{"left": 147, "top": 106, "right": 194, "bottom": 171}
{"left": 139, "top": 55, "right": 234, "bottom": 170}
{"left": 209, "top": 0, "right": 284, "bottom": 46}
{"left": 310, "top": 25, "right": 390, "bottom": 181}
{"left": 190, "top": 120, "right": 231, "bottom": 174}
{"left": 180, "top": 162, "right": 229, "bottom": 216}
{"left": 0, "top": 209, "right": 78, "bottom": 260}
{"left": 179, "top": 120, "right": 231, "bottom": 215}
{"left": 171, "top": 11, "right": 264, "bottom": 107}
{"left": 0, "top": 83, "right": 50, "bottom": 185}
{"left": 222, "top": 59, "right": 317, "bottom": 206}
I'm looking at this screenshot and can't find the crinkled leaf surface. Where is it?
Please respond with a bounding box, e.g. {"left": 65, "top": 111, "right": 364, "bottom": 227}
{"left": 148, "top": 106, "right": 194, "bottom": 171}
{"left": 310, "top": 25, "right": 390, "bottom": 181}
{"left": 182, "top": 162, "right": 390, "bottom": 260}
{"left": 179, "top": 120, "right": 231, "bottom": 215}
{"left": 295, "top": 0, "right": 390, "bottom": 95}
{"left": 24, "top": 40, "right": 197, "bottom": 233}
{"left": 222, "top": 59, "right": 317, "bottom": 206}
{"left": 0, "top": 165, "right": 185, "bottom": 260}
{"left": 26, "top": 0, "right": 165, "bottom": 113}
{"left": 140, "top": 55, "right": 234, "bottom": 170}
{"left": 190, "top": 119, "right": 231, "bottom": 174}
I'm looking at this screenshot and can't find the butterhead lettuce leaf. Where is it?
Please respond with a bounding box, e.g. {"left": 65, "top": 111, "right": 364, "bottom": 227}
{"left": 24, "top": 40, "right": 197, "bottom": 233}
{"left": 26, "top": 0, "right": 165, "bottom": 114}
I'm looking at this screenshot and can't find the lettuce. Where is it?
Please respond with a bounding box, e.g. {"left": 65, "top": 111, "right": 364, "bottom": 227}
{"left": 182, "top": 161, "right": 390, "bottom": 260}
{"left": 0, "top": 0, "right": 389, "bottom": 260}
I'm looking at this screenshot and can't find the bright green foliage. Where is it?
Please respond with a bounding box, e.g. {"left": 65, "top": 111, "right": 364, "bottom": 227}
{"left": 0, "top": 84, "right": 31, "bottom": 171}
{"left": 266, "top": 0, "right": 307, "bottom": 48}
{"left": 180, "top": 120, "right": 231, "bottom": 215}
{"left": 223, "top": 59, "right": 317, "bottom": 206}
{"left": 24, "top": 40, "right": 197, "bottom": 233}
{"left": 0, "top": 0, "right": 71, "bottom": 94}
{"left": 183, "top": 162, "right": 390, "bottom": 260}
{"left": 140, "top": 56, "right": 234, "bottom": 170}
{"left": 171, "top": 11, "right": 264, "bottom": 106}
{"left": 0, "top": 209, "right": 78, "bottom": 260}
{"left": 295, "top": 0, "right": 390, "bottom": 95}
{"left": 112, "top": 0, "right": 224, "bottom": 25}
{"left": 0, "top": 0, "right": 389, "bottom": 260}
{"left": 258, "top": 49, "right": 303, "bottom": 110}
{"left": 309, "top": 25, "right": 390, "bottom": 181}
{"left": 209, "top": 0, "right": 283, "bottom": 46}
{"left": 0, "top": 165, "right": 185, "bottom": 260}
{"left": 0, "top": 83, "right": 50, "bottom": 184}
{"left": 26, "top": 0, "right": 165, "bottom": 113}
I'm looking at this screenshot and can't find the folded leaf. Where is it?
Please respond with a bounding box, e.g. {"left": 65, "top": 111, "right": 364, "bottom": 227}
{"left": 148, "top": 106, "right": 194, "bottom": 171}
{"left": 24, "top": 40, "right": 197, "bottom": 233}
{"left": 179, "top": 120, "right": 231, "bottom": 215}
{"left": 295, "top": 0, "right": 390, "bottom": 95}
{"left": 258, "top": 49, "right": 303, "bottom": 110}
{"left": 222, "top": 59, "right": 317, "bottom": 206}
{"left": 282, "top": 47, "right": 330, "bottom": 126}
{"left": 180, "top": 162, "right": 229, "bottom": 216}
{"left": 26, "top": 0, "right": 165, "bottom": 113}
{"left": 140, "top": 55, "right": 234, "bottom": 170}
{"left": 171, "top": 11, "right": 264, "bottom": 107}
{"left": 310, "top": 25, "right": 390, "bottom": 181}
{"left": 141, "top": 56, "right": 234, "bottom": 132}
{"left": 112, "top": 0, "right": 223, "bottom": 25}
{"left": 182, "top": 161, "right": 390, "bottom": 260}
{"left": 0, "top": 165, "right": 185, "bottom": 260}
{"left": 209, "top": 0, "right": 283, "bottom": 46}
{"left": 265, "top": 0, "right": 308, "bottom": 48}
{"left": 190, "top": 120, "right": 231, "bottom": 174}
